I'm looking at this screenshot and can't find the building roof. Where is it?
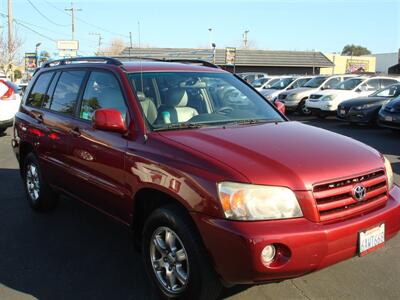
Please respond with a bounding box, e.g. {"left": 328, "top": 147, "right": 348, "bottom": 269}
{"left": 119, "top": 47, "right": 334, "bottom": 68}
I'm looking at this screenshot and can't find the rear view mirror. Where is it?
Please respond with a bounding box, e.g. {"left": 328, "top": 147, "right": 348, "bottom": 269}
{"left": 275, "top": 101, "right": 286, "bottom": 115}
{"left": 92, "top": 108, "right": 127, "bottom": 134}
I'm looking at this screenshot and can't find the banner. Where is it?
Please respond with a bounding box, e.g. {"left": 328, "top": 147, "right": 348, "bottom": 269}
{"left": 25, "top": 53, "right": 37, "bottom": 72}
{"left": 225, "top": 47, "right": 237, "bottom": 66}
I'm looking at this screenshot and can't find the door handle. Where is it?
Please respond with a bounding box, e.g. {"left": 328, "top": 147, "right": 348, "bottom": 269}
{"left": 70, "top": 127, "right": 81, "bottom": 137}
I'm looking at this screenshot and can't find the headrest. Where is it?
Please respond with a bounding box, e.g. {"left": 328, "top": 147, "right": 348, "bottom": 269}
{"left": 136, "top": 91, "right": 146, "bottom": 102}
{"left": 165, "top": 88, "right": 188, "bottom": 107}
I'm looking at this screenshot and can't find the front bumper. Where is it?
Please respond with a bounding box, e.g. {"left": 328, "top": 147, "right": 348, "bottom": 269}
{"left": 378, "top": 112, "right": 400, "bottom": 129}
{"left": 306, "top": 99, "right": 336, "bottom": 112}
{"left": 337, "top": 107, "right": 379, "bottom": 123}
{"left": 279, "top": 99, "right": 300, "bottom": 111}
{"left": 192, "top": 185, "right": 400, "bottom": 285}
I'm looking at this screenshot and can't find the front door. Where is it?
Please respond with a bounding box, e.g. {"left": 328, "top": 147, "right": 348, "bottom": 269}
{"left": 67, "top": 70, "right": 130, "bottom": 220}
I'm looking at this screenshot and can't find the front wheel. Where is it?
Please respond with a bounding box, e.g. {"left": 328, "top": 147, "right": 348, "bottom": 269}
{"left": 22, "top": 153, "right": 58, "bottom": 212}
{"left": 298, "top": 100, "right": 311, "bottom": 116}
{"left": 142, "top": 205, "right": 222, "bottom": 300}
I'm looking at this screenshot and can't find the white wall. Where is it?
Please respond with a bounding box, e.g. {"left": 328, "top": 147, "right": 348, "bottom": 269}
{"left": 373, "top": 52, "right": 398, "bottom": 73}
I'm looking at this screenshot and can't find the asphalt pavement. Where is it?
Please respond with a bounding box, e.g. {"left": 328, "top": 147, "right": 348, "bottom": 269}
{"left": 0, "top": 116, "right": 399, "bottom": 300}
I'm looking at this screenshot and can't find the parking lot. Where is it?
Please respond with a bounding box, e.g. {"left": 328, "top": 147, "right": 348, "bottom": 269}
{"left": 0, "top": 116, "right": 399, "bottom": 300}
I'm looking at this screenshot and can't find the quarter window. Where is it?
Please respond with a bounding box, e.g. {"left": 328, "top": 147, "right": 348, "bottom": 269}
{"left": 26, "top": 72, "right": 54, "bottom": 107}
{"left": 79, "top": 71, "right": 127, "bottom": 121}
{"left": 50, "top": 71, "right": 86, "bottom": 115}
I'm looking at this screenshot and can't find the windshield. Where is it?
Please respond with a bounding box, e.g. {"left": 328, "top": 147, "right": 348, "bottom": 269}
{"left": 270, "top": 78, "right": 295, "bottom": 90}
{"left": 333, "top": 78, "right": 364, "bottom": 90}
{"left": 128, "top": 72, "right": 284, "bottom": 131}
{"left": 303, "top": 76, "right": 327, "bottom": 88}
{"left": 251, "top": 78, "right": 268, "bottom": 87}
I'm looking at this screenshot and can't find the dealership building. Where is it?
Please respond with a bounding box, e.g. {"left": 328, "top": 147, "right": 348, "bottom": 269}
{"left": 118, "top": 47, "right": 333, "bottom": 75}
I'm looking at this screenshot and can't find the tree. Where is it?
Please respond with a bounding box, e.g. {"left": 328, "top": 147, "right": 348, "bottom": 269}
{"left": 14, "top": 69, "right": 22, "bottom": 80}
{"left": 341, "top": 44, "right": 371, "bottom": 56}
{"left": 38, "top": 50, "right": 51, "bottom": 65}
{"left": 100, "top": 38, "right": 126, "bottom": 55}
{"left": 0, "top": 29, "right": 23, "bottom": 80}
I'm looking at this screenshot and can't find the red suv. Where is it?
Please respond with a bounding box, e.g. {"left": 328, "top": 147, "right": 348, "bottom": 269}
{"left": 12, "top": 57, "right": 400, "bottom": 300}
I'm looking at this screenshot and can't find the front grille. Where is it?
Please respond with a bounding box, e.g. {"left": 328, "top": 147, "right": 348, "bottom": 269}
{"left": 313, "top": 170, "right": 388, "bottom": 222}
{"left": 309, "top": 94, "right": 322, "bottom": 100}
{"left": 278, "top": 94, "right": 287, "bottom": 100}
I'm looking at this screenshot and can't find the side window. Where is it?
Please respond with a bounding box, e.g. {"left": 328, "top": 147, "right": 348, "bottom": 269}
{"left": 324, "top": 77, "right": 340, "bottom": 89}
{"left": 380, "top": 79, "right": 398, "bottom": 88}
{"left": 362, "top": 79, "right": 380, "bottom": 91}
{"left": 376, "top": 84, "right": 400, "bottom": 97}
{"left": 26, "top": 72, "right": 54, "bottom": 107}
{"left": 50, "top": 70, "right": 86, "bottom": 115}
{"left": 43, "top": 72, "right": 60, "bottom": 109}
{"left": 79, "top": 71, "right": 127, "bottom": 121}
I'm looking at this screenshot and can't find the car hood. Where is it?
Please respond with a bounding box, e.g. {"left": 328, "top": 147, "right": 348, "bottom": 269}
{"left": 158, "top": 122, "right": 383, "bottom": 191}
{"left": 260, "top": 89, "right": 281, "bottom": 97}
{"left": 340, "top": 96, "right": 390, "bottom": 108}
{"left": 281, "top": 87, "right": 312, "bottom": 97}
{"left": 386, "top": 98, "right": 400, "bottom": 110}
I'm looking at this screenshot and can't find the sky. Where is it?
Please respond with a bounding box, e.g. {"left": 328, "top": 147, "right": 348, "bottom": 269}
{"left": 2, "top": 0, "right": 400, "bottom": 58}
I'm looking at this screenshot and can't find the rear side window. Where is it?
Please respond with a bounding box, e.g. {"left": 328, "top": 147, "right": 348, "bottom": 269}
{"left": 26, "top": 72, "right": 53, "bottom": 107}
{"left": 50, "top": 71, "right": 86, "bottom": 115}
{"left": 323, "top": 77, "right": 340, "bottom": 89}
{"left": 380, "top": 79, "right": 398, "bottom": 88}
{"left": 79, "top": 71, "right": 126, "bottom": 120}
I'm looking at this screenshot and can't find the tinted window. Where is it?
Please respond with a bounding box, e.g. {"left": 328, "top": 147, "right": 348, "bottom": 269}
{"left": 26, "top": 72, "right": 53, "bottom": 107}
{"left": 380, "top": 79, "right": 398, "bottom": 88}
{"left": 373, "top": 84, "right": 400, "bottom": 97}
{"left": 50, "top": 71, "right": 86, "bottom": 115}
{"left": 303, "top": 76, "right": 327, "bottom": 88}
{"left": 290, "top": 78, "right": 310, "bottom": 89}
{"left": 79, "top": 71, "right": 126, "bottom": 121}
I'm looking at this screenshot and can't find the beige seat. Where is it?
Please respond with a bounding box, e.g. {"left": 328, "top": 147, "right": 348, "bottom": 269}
{"left": 136, "top": 91, "right": 158, "bottom": 125}
{"left": 157, "top": 88, "right": 198, "bottom": 124}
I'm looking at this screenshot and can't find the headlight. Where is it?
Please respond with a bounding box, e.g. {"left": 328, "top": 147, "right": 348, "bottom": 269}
{"left": 265, "top": 94, "right": 273, "bottom": 100}
{"left": 217, "top": 182, "right": 303, "bottom": 220}
{"left": 321, "top": 95, "right": 335, "bottom": 101}
{"left": 384, "top": 157, "right": 394, "bottom": 190}
{"left": 355, "top": 103, "right": 377, "bottom": 110}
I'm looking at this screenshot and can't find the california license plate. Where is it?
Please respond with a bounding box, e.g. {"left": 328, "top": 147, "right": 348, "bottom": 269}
{"left": 385, "top": 116, "right": 393, "bottom": 122}
{"left": 358, "top": 223, "right": 385, "bottom": 256}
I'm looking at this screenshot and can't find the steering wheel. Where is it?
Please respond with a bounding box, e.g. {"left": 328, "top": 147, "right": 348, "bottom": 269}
{"left": 215, "top": 106, "right": 234, "bottom": 115}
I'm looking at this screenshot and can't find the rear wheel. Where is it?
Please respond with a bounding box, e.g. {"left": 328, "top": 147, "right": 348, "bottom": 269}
{"left": 142, "top": 205, "right": 222, "bottom": 300}
{"left": 22, "top": 153, "right": 58, "bottom": 212}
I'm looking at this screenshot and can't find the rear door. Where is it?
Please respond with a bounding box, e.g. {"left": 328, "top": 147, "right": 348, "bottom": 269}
{"left": 67, "top": 70, "right": 130, "bottom": 219}
{"left": 37, "top": 69, "right": 87, "bottom": 191}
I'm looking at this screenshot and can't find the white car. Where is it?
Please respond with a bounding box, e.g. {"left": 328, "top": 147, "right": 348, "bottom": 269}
{"left": 0, "top": 80, "right": 21, "bottom": 134}
{"left": 252, "top": 76, "right": 288, "bottom": 92}
{"left": 306, "top": 77, "right": 399, "bottom": 117}
{"left": 260, "top": 76, "right": 314, "bottom": 102}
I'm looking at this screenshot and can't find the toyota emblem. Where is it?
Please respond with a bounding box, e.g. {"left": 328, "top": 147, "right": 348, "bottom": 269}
{"left": 352, "top": 184, "right": 366, "bottom": 201}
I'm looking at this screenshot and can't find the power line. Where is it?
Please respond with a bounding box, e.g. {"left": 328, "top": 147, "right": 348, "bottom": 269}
{"left": 26, "top": 0, "right": 69, "bottom": 27}
{"left": 43, "top": 0, "right": 129, "bottom": 39}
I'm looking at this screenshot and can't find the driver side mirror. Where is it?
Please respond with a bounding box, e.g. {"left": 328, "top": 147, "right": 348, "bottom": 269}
{"left": 275, "top": 101, "right": 286, "bottom": 115}
{"left": 92, "top": 108, "right": 127, "bottom": 134}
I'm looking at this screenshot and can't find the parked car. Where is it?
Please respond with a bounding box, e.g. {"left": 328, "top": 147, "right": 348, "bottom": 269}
{"left": 0, "top": 79, "right": 21, "bottom": 134}
{"left": 13, "top": 57, "right": 400, "bottom": 300}
{"left": 306, "top": 77, "right": 399, "bottom": 117}
{"left": 276, "top": 75, "right": 355, "bottom": 115}
{"left": 236, "top": 72, "right": 268, "bottom": 83}
{"left": 378, "top": 95, "right": 400, "bottom": 130}
{"left": 260, "top": 76, "right": 314, "bottom": 102}
{"left": 251, "top": 76, "right": 286, "bottom": 91}
{"left": 337, "top": 83, "right": 400, "bottom": 124}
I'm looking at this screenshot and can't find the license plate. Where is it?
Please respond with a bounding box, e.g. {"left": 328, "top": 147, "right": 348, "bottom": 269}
{"left": 340, "top": 109, "right": 346, "bottom": 115}
{"left": 358, "top": 223, "right": 385, "bottom": 256}
{"left": 385, "top": 116, "right": 393, "bottom": 122}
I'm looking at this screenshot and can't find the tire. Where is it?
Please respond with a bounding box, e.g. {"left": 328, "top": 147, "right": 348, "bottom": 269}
{"left": 22, "top": 153, "right": 58, "bottom": 212}
{"left": 298, "top": 99, "right": 311, "bottom": 116}
{"left": 142, "top": 205, "right": 222, "bottom": 300}
{"left": 317, "top": 113, "right": 327, "bottom": 119}
{"left": 0, "top": 127, "right": 6, "bottom": 134}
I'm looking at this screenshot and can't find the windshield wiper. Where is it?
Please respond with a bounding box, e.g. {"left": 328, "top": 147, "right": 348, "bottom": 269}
{"left": 226, "top": 119, "right": 278, "bottom": 126}
{"left": 153, "top": 122, "right": 205, "bottom": 131}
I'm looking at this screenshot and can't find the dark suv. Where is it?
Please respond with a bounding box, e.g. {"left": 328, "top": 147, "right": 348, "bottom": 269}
{"left": 13, "top": 57, "right": 400, "bottom": 300}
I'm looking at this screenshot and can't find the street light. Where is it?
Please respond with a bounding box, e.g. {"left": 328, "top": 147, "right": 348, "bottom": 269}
{"left": 208, "top": 28, "right": 213, "bottom": 48}
{"left": 212, "top": 43, "right": 216, "bottom": 64}
{"left": 35, "top": 42, "right": 41, "bottom": 67}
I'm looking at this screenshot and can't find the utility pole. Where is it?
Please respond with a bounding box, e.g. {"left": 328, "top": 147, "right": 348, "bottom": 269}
{"left": 129, "top": 32, "right": 133, "bottom": 57}
{"left": 65, "top": 2, "right": 81, "bottom": 40}
{"left": 312, "top": 49, "right": 315, "bottom": 75}
{"left": 7, "top": 0, "right": 12, "bottom": 54}
{"left": 243, "top": 30, "right": 249, "bottom": 49}
{"left": 89, "top": 32, "right": 102, "bottom": 55}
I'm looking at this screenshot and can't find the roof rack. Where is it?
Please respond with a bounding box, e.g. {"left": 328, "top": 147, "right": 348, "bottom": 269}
{"left": 113, "top": 56, "right": 220, "bottom": 69}
{"left": 42, "top": 56, "right": 123, "bottom": 68}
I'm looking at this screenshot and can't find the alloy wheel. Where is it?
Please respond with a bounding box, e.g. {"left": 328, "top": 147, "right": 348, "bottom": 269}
{"left": 150, "top": 226, "right": 190, "bottom": 294}
{"left": 26, "top": 163, "right": 40, "bottom": 201}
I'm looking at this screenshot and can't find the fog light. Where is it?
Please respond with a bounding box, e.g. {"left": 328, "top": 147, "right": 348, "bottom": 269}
{"left": 261, "top": 245, "right": 276, "bottom": 265}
